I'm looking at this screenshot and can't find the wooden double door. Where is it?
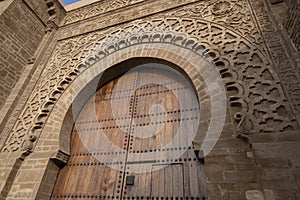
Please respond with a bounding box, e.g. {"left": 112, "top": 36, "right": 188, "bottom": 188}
{"left": 51, "top": 64, "right": 206, "bottom": 200}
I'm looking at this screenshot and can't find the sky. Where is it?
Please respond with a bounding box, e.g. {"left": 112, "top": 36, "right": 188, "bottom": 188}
{"left": 62, "top": 0, "right": 81, "bottom": 5}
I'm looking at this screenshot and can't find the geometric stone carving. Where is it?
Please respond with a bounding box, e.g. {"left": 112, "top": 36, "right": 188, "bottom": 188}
{"left": 166, "top": 0, "right": 262, "bottom": 46}
{"left": 62, "top": 0, "right": 262, "bottom": 46}
{"left": 63, "top": 0, "right": 146, "bottom": 25}
{"left": 250, "top": 0, "right": 300, "bottom": 124}
{"left": 1, "top": 17, "right": 298, "bottom": 153}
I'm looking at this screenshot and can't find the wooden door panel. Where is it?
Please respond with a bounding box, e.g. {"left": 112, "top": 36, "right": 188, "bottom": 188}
{"left": 51, "top": 65, "right": 205, "bottom": 200}
{"left": 51, "top": 72, "right": 137, "bottom": 199}
{"left": 151, "top": 164, "right": 184, "bottom": 198}
{"left": 123, "top": 172, "right": 152, "bottom": 198}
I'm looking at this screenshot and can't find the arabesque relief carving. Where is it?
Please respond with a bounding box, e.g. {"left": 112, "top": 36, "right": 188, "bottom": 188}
{"left": 1, "top": 17, "right": 298, "bottom": 153}
{"left": 63, "top": 0, "right": 146, "bottom": 25}
{"left": 62, "top": 0, "right": 262, "bottom": 47}
{"left": 166, "top": 0, "right": 262, "bottom": 46}
{"left": 21, "top": 134, "right": 37, "bottom": 157}
{"left": 250, "top": 0, "right": 300, "bottom": 123}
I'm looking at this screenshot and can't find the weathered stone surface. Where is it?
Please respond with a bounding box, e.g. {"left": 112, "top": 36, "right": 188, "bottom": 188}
{"left": 0, "top": 0, "right": 45, "bottom": 110}
{"left": 245, "top": 190, "right": 264, "bottom": 200}
{"left": 284, "top": 0, "right": 300, "bottom": 52}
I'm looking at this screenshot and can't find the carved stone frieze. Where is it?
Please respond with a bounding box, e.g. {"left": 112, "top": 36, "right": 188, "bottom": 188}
{"left": 1, "top": 17, "right": 298, "bottom": 153}
{"left": 249, "top": 0, "right": 300, "bottom": 123}
{"left": 63, "top": 0, "right": 146, "bottom": 25}
{"left": 59, "top": 0, "right": 262, "bottom": 47}
{"left": 166, "top": 0, "right": 262, "bottom": 46}
{"left": 57, "top": 0, "right": 199, "bottom": 40}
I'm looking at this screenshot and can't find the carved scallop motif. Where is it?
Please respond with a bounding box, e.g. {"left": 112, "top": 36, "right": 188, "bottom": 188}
{"left": 211, "top": 1, "right": 233, "bottom": 15}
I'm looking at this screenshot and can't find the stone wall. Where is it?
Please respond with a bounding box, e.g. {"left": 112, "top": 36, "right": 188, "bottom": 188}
{"left": 0, "top": 0, "right": 45, "bottom": 110}
{"left": 0, "top": 1, "right": 65, "bottom": 199}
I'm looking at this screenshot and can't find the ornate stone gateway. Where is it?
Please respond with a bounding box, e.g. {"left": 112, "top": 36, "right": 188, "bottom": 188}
{"left": 1, "top": 0, "right": 300, "bottom": 199}
{"left": 50, "top": 64, "right": 206, "bottom": 199}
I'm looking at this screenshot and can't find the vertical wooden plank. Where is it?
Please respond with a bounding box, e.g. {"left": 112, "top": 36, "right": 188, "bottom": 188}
{"left": 151, "top": 165, "right": 165, "bottom": 199}
{"left": 172, "top": 164, "right": 184, "bottom": 198}
{"left": 107, "top": 81, "right": 124, "bottom": 198}
{"left": 97, "top": 81, "right": 115, "bottom": 198}
{"left": 137, "top": 70, "right": 152, "bottom": 158}
{"left": 164, "top": 165, "right": 172, "bottom": 198}
{"left": 157, "top": 76, "right": 167, "bottom": 164}
{"left": 144, "top": 171, "right": 152, "bottom": 198}
{"left": 88, "top": 84, "right": 114, "bottom": 197}
{"left": 150, "top": 166, "right": 159, "bottom": 199}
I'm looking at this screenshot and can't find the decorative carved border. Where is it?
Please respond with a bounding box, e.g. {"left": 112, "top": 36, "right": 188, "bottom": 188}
{"left": 248, "top": 0, "right": 300, "bottom": 123}
{"left": 57, "top": 0, "right": 199, "bottom": 40}
{"left": 166, "top": 0, "right": 262, "bottom": 47}
{"left": 63, "top": 0, "right": 147, "bottom": 25}
{"left": 1, "top": 17, "right": 297, "bottom": 153}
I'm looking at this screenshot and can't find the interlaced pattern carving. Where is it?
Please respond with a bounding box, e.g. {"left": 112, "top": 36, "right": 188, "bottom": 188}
{"left": 166, "top": 0, "right": 262, "bottom": 47}
{"left": 62, "top": 0, "right": 262, "bottom": 47}
{"left": 249, "top": 0, "right": 300, "bottom": 124}
{"left": 1, "top": 18, "right": 297, "bottom": 153}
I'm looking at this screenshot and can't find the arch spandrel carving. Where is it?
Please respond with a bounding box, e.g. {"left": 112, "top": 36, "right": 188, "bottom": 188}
{"left": 1, "top": 17, "right": 298, "bottom": 153}
{"left": 165, "top": 0, "right": 262, "bottom": 46}
{"left": 58, "top": 0, "right": 262, "bottom": 46}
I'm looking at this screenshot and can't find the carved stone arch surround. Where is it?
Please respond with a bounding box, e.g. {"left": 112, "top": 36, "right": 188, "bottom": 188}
{"left": 1, "top": 17, "right": 298, "bottom": 156}
{"left": 41, "top": 42, "right": 226, "bottom": 158}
